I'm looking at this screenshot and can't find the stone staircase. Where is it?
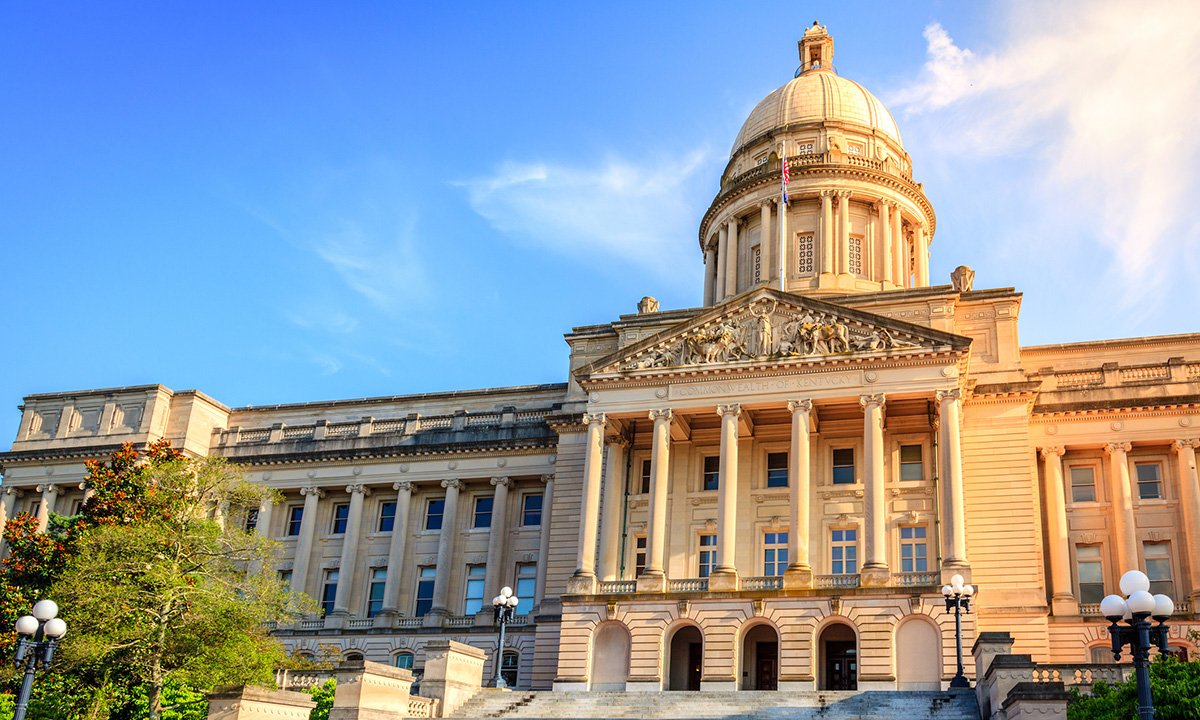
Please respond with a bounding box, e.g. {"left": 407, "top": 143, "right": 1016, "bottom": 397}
{"left": 449, "top": 689, "right": 981, "bottom": 720}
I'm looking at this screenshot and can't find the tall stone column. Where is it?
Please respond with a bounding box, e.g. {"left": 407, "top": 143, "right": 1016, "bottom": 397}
{"left": 760, "top": 201, "right": 773, "bottom": 287}
{"left": 724, "top": 218, "right": 739, "bottom": 298}
{"left": 1173, "top": 439, "right": 1200, "bottom": 602}
{"left": 567, "top": 414, "right": 606, "bottom": 594}
{"left": 0, "top": 487, "right": 23, "bottom": 553}
{"left": 902, "top": 231, "right": 912, "bottom": 288}
{"left": 777, "top": 198, "right": 789, "bottom": 290}
{"left": 1040, "top": 447, "right": 1076, "bottom": 614}
{"left": 860, "top": 395, "right": 889, "bottom": 586}
{"left": 785, "top": 400, "right": 813, "bottom": 588}
{"left": 715, "top": 226, "right": 728, "bottom": 302}
{"left": 331, "top": 483, "right": 371, "bottom": 619}
{"left": 712, "top": 404, "right": 741, "bottom": 591}
{"left": 482, "top": 477, "right": 513, "bottom": 604}
{"left": 292, "top": 486, "right": 325, "bottom": 601}
{"left": 937, "top": 389, "right": 969, "bottom": 571}
{"left": 377, "top": 481, "right": 414, "bottom": 626}
{"left": 877, "top": 201, "right": 893, "bottom": 284}
{"left": 890, "top": 208, "right": 904, "bottom": 286}
{"left": 639, "top": 409, "right": 672, "bottom": 593}
{"left": 254, "top": 496, "right": 275, "bottom": 539}
{"left": 534, "top": 474, "right": 555, "bottom": 607}
{"left": 34, "top": 484, "right": 60, "bottom": 532}
{"left": 914, "top": 224, "right": 929, "bottom": 287}
{"left": 819, "top": 190, "right": 835, "bottom": 275}
{"left": 426, "top": 478, "right": 462, "bottom": 626}
{"left": 598, "top": 440, "right": 629, "bottom": 582}
{"left": 837, "top": 191, "right": 853, "bottom": 275}
{"left": 1105, "top": 442, "right": 1138, "bottom": 574}
{"left": 703, "top": 247, "right": 717, "bottom": 306}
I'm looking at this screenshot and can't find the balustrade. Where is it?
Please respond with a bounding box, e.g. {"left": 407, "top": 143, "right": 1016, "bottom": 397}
{"left": 667, "top": 578, "right": 709, "bottom": 592}
{"left": 741, "top": 576, "right": 784, "bottom": 591}
{"left": 1031, "top": 664, "right": 1132, "bottom": 690}
{"left": 815, "top": 574, "right": 862, "bottom": 589}
{"left": 596, "top": 580, "right": 637, "bottom": 594}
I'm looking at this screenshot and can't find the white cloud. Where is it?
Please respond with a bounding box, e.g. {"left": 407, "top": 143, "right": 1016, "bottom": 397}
{"left": 455, "top": 150, "right": 714, "bottom": 278}
{"left": 284, "top": 308, "right": 359, "bottom": 334}
{"left": 890, "top": 0, "right": 1200, "bottom": 311}
{"left": 314, "top": 217, "right": 428, "bottom": 310}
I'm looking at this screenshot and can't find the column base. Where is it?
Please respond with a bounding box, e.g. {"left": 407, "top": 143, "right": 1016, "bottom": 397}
{"left": 700, "top": 677, "right": 737, "bottom": 691}
{"left": 324, "top": 612, "right": 349, "bottom": 630}
{"left": 566, "top": 572, "right": 597, "bottom": 595}
{"left": 636, "top": 572, "right": 667, "bottom": 593}
{"left": 373, "top": 610, "right": 397, "bottom": 628}
{"left": 1051, "top": 595, "right": 1079, "bottom": 616}
{"left": 423, "top": 609, "right": 449, "bottom": 628}
{"left": 941, "top": 564, "right": 972, "bottom": 584}
{"left": 475, "top": 610, "right": 498, "bottom": 628}
{"left": 860, "top": 565, "right": 891, "bottom": 587}
{"left": 783, "top": 565, "right": 813, "bottom": 589}
{"left": 708, "top": 569, "right": 740, "bottom": 591}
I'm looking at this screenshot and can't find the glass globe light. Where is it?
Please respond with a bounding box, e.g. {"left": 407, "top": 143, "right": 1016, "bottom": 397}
{"left": 952, "top": 582, "right": 964, "bottom": 595}
{"left": 42, "top": 618, "right": 66, "bottom": 639}
{"left": 1126, "top": 590, "right": 1156, "bottom": 615}
{"left": 31, "top": 600, "right": 58, "bottom": 622}
{"left": 1119, "top": 570, "right": 1151, "bottom": 596}
{"left": 14, "top": 615, "right": 38, "bottom": 636}
{"left": 963, "top": 585, "right": 974, "bottom": 597}
{"left": 492, "top": 596, "right": 504, "bottom": 606}
{"left": 1100, "top": 595, "right": 1128, "bottom": 620}
{"left": 942, "top": 585, "right": 953, "bottom": 597}
{"left": 501, "top": 586, "right": 513, "bottom": 598}
{"left": 950, "top": 574, "right": 965, "bottom": 586}
{"left": 506, "top": 596, "right": 519, "bottom": 608}
{"left": 1152, "top": 594, "right": 1174, "bottom": 619}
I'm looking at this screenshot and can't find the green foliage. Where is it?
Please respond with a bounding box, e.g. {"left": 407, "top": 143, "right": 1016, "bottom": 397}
{"left": 1068, "top": 656, "right": 1200, "bottom": 720}
{"left": 304, "top": 679, "right": 335, "bottom": 720}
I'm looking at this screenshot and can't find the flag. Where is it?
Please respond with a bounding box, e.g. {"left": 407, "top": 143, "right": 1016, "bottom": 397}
{"left": 781, "top": 145, "right": 790, "bottom": 204}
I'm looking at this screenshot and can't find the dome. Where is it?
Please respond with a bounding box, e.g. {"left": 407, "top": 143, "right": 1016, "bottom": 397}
{"left": 730, "top": 72, "right": 902, "bottom": 158}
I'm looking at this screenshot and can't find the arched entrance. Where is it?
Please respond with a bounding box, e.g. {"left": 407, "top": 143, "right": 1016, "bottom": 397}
{"left": 740, "top": 623, "right": 780, "bottom": 690}
{"left": 591, "top": 623, "right": 631, "bottom": 691}
{"left": 665, "top": 624, "right": 703, "bottom": 691}
{"left": 818, "top": 622, "right": 857, "bottom": 690}
{"left": 895, "top": 617, "right": 941, "bottom": 690}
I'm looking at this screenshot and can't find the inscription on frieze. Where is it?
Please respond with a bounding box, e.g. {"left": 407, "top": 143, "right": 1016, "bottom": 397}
{"left": 669, "top": 372, "right": 858, "bottom": 400}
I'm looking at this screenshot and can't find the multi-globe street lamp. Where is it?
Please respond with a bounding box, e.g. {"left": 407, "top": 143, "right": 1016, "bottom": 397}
{"left": 491, "top": 586, "right": 520, "bottom": 689}
{"left": 12, "top": 599, "right": 68, "bottom": 720}
{"left": 941, "top": 574, "right": 975, "bottom": 688}
{"left": 1100, "top": 570, "right": 1175, "bottom": 720}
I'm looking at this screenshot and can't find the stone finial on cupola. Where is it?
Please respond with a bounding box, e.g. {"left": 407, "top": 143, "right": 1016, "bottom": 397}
{"left": 798, "top": 21, "right": 834, "bottom": 73}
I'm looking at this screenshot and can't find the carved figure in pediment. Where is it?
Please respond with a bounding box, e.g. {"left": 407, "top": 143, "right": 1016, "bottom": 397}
{"left": 744, "top": 301, "right": 775, "bottom": 357}
{"left": 686, "top": 322, "right": 739, "bottom": 364}
{"left": 853, "top": 327, "right": 921, "bottom": 351}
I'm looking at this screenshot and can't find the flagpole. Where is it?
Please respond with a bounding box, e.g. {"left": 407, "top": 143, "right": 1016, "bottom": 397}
{"left": 779, "top": 143, "right": 788, "bottom": 291}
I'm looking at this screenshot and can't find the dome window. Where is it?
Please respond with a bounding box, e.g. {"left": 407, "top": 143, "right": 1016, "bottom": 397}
{"left": 796, "top": 142, "right": 815, "bottom": 155}
{"left": 847, "top": 142, "right": 865, "bottom": 156}
{"left": 755, "top": 152, "right": 769, "bottom": 167}
{"left": 796, "top": 235, "right": 816, "bottom": 276}
{"left": 849, "top": 237, "right": 864, "bottom": 276}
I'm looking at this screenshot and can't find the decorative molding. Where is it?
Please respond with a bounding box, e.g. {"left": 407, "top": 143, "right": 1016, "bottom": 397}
{"left": 1039, "top": 447, "right": 1065, "bottom": 459}
{"left": 936, "top": 388, "right": 962, "bottom": 404}
{"left": 491, "top": 476, "right": 513, "bottom": 488}
{"left": 1104, "top": 442, "right": 1132, "bottom": 455}
{"left": 648, "top": 409, "right": 673, "bottom": 423}
{"left": 300, "top": 486, "right": 326, "bottom": 499}
{"left": 581, "top": 413, "right": 606, "bottom": 427}
{"left": 394, "top": 481, "right": 415, "bottom": 494}
{"left": 346, "top": 483, "right": 370, "bottom": 496}
{"left": 441, "top": 478, "right": 463, "bottom": 490}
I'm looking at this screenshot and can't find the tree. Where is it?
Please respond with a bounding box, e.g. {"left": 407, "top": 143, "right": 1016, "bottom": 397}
{"left": 1068, "top": 655, "right": 1200, "bottom": 720}
{"left": 47, "top": 455, "right": 313, "bottom": 720}
{"left": 304, "top": 679, "right": 335, "bottom": 720}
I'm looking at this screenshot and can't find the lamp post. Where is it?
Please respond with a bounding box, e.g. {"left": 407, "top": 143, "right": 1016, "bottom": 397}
{"left": 491, "top": 586, "right": 520, "bottom": 689}
{"left": 1100, "top": 570, "right": 1175, "bottom": 720}
{"left": 12, "top": 599, "right": 68, "bottom": 720}
{"left": 942, "top": 574, "right": 974, "bottom": 688}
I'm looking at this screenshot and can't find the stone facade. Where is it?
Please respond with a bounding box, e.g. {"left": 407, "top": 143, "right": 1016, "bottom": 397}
{"left": 2, "top": 23, "right": 1198, "bottom": 695}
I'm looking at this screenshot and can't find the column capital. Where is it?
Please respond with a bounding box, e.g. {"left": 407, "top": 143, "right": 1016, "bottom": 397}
{"left": 393, "top": 481, "right": 416, "bottom": 494}
{"left": 787, "top": 399, "right": 813, "bottom": 415}
{"left": 2, "top": 487, "right": 25, "bottom": 498}
{"left": 875, "top": 198, "right": 895, "bottom": 210}
{"left": 836, "top": 190, "right": 853, "bottom": 199}
{"left": 582, "top": 412, "right": 607, "bottom": 427}
{"left": 759, "top": 199, "right": 773, "bottom": 209}
{"left": 491, "top": 476, "right": 514, "bottom": 488}
{"left": 346, "top": 483, "right": 371, "bottom": 496}
{"left": 299, "top": 485, "right": 326, "bottom": 498}
{"left": 36, "top": 483, "right": 62, "bottom": 496}
{"left": 1039, "top": 446, "right": 1066, "bottom": 459}
{"left": 935, "top": 388, "right": 962, "bottom": 404}
{"left": 818, "top": 189, "right": 837, "bottom": 199}
{"left": 716, "top": 403, "right": 742, "bottom": 418}
{"left": 648, "top": 408, "right": 673, "bottom": 423}
{"left": 606, "top": 435, "right": 632, "bottom": 450}
{"left": 859, "top": 394, "right": 885, "bottom": 410}
{"left": 1104, "top": 441, "right": 1132, "bottom": 455}
{"left": 539, "top": 473, "right": 556, "bottom": 484}
{"left": 1174, "top": 438, "right": 1200, "bottom": 451}
{"left": 441, "top": 478, "right": 463, "bottom": 491}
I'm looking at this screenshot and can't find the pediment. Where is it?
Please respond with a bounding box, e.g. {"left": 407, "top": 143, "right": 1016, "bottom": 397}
{"left": 579, "top": 288, "right": 971, "bottom": 379}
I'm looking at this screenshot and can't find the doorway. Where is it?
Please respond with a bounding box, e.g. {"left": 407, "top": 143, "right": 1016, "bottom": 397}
{"left": 667, "top": 625, "right": 703, "bottom": 691}
{"left": 818, "top": 622, "right": 857, "bottom": 691}
{"left": 740, "top": 623, "right": 781, "bottom": 690}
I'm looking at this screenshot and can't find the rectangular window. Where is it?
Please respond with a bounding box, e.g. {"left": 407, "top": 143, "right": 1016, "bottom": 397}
{"left": 755, "top": 153, "right": 768, "bottom": 166}
{"left": 796, "top": 235, "right": 815, "bottom": 275}
{"left": 379, "top": 501, "right": 397, "bottom": 532}
{"left": 415, "top": 567, "right": 436, "bottom": 616}
{"left": 766, "top": 452, "right": 789, "bottom": 488}
{"left": 703, "top": 456, "right": 720, "bottom": 491}
{"left": 426, "top": 499, "right": 445, "bottom": 530}
{"left": 522, "top": 494, "right": 543, "bottom": 527}
{"left": 366, "top": 568, "right": 387, "bottom": 618}
{"left": 1144, "top": 543, "right": 1174, "bottom": 597}
{"left": 832, "top": 448, "right": 855, "bottom": 485}
{"left": 764, "top": 532, "right": 789, "bottom": 576}
{"left": 464, "top": 565, "right": 486, "bottom": 615}
{"left": 279, "top": 570, "right": 292, "bottom": 591}
{"left": 1135, "top": 463, "right": 1162, "bottom": 500}
{"left": 321, "top": 570, "right": 339, "bottom": 616}
{"left": 900, "top": 445, "right": 923, "bottom": 481}
{"left": 753, "top": 245, "right": 762, "bottom": 285}
{"left": 831, "top": 529, "right": 858, "bottom": 575}
{"left": 640, "top": 459, "right": 652, "bottom": 494}
{"left": 900, "top": 526, "right": 928, "bottom": 572}
{"left": 847, "top": 143, "right": 864, "bottom": 156}
{"left": 501, "top": 652, "right": 519, "bottom": 688}
{"left": 1070, "top": 467, "right": 1097, "bottom": 503}
{"left": 331, "top": 504, "right": 350, "bottom": 534}
{"left": 698, "top": 535, "right": 717, "bottom": 578}
{"left": 245, "top": 508, "right": 259, "bottom": 533}
{"left": 474, "top": 497, "right": 493, "bottom": 528}
{"left": 797, "top": 142, "right": 815, "bottom": 154}
{"left": 635, "top": 536, "right": 647, "bottom": 577}
{"left": 848, "top": 237, "right": 863, "bottom": 276}
{"left": 515, "top": 563, "right": 537, "bottom": 616}
{"left": 287, "top": 506, "right": 304, "bottom": 536}
{"left": 1077, "top": 545, "right": 1105, "bottom": 604}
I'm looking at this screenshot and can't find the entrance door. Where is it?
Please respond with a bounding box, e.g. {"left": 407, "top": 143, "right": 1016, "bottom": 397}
{"left": 826, "top": 641, "right": 857, "bottom": 691}
{"left": 687, "top": 642, "right": 702, "bottom": 691}
{"left": 755, "top": 642, "right": 778, "bottom": 691}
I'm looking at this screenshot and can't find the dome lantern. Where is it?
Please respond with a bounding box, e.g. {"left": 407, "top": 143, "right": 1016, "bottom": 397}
{"left": 798, "top": 21, "right": 834, "bottom": 74}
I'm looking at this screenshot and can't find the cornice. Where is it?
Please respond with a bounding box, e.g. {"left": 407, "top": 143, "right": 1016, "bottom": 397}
{"left": 1022, "top": 332, "right": 1200, "bottom": 358}
{"left": 224, "top": 438, "right": 559, "bottom": 468}
{"left": 1031, "top": 400, "right": 1200, "bottom": 422}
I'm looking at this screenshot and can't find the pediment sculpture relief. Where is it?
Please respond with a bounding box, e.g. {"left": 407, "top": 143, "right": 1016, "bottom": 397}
{"left": 619, "top": 298, "right": 922, "bottom": 371}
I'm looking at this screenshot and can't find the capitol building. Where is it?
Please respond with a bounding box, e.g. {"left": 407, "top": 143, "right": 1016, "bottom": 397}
{"left": 2, "top": 24, "right": 1198, "bottom": 694}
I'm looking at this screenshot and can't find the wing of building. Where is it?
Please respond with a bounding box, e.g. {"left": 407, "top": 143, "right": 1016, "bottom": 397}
{"left": 3, "top": 23, "right": 1199, "bottom": 692}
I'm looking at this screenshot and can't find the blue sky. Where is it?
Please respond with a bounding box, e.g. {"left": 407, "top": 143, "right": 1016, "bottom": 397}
{"left": 3, "top": 1, "right": 1199, "bottom": 445}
